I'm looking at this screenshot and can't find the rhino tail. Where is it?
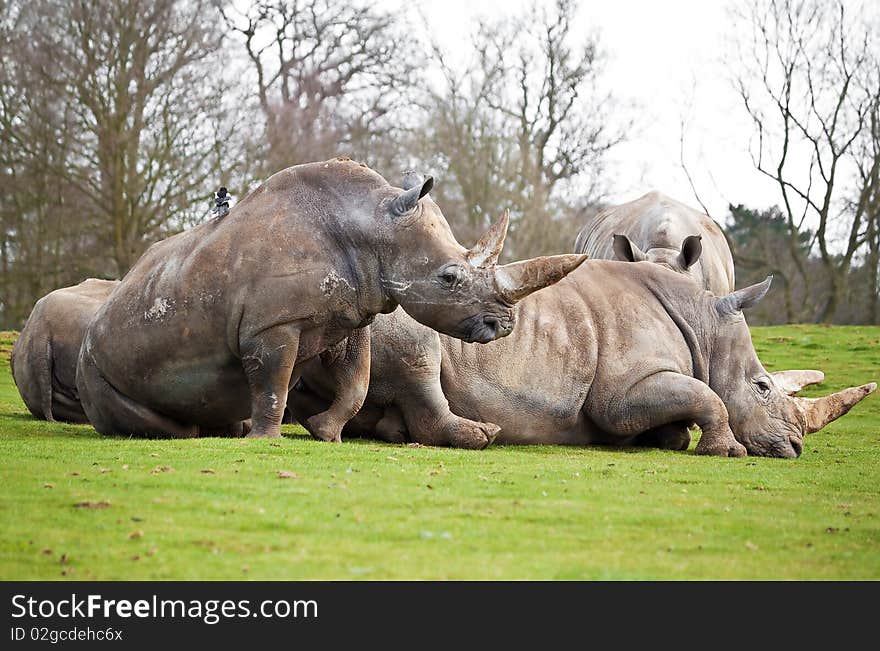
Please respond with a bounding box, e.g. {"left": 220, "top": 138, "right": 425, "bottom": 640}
{"left": 38, "top": 338, "right": 55, "bottom": 422}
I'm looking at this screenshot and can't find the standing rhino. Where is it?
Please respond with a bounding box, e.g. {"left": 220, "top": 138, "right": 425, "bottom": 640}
{"left": 11, "top": 278, "right": 119, "bottom": 423}
{"left": 76, "top": 158, "right": 586, "bottom": 441}
{"left": 288, "top": 261, "right": 875, "bottom": 457}
{"left": 574, "top": 190, "right": 823, "bottom": 394}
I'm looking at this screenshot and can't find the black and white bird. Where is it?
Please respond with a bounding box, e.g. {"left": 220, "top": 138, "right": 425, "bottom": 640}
{"left": 212, "top": 186, "right": 232, "bottom": 218}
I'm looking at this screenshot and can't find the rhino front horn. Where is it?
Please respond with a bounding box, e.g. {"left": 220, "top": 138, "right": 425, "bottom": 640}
{"left": 794, "top": 382, "right": 876, "bottom": 434}
{"left": 495, "top": 254, "right": 588, "bottom": 303}
{"left": 467, "top": 209, "right": 510, "bottom": 268}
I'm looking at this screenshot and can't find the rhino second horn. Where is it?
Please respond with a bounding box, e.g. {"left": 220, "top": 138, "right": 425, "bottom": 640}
{"left": 495, "top": 254, "right": 588, "bottom": 303}
{"left": 467, "top": 209, "right": 510, "bottom": 268}
{"left": 794, "top": 382, "right": 876, "bottom": 434}
{"left": 772, "top": 369, "right": 825, "bottom": 395}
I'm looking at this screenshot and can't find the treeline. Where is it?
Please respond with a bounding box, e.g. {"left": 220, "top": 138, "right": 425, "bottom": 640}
{"left": 0, "top": 0, "right": 877, "bottom": 328}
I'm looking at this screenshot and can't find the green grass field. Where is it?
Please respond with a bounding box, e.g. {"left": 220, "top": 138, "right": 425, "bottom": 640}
{"left": 0, "top": 326, "right": 877, "bottom": 580}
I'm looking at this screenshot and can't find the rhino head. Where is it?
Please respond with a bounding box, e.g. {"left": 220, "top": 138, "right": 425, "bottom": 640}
{"left": 708, "top": 277, "right": 876, "bottom": 457}
{"left": 377, "top": 172, "right": 587, "bottom": 343}
{"left": 613, "top": 233, "right": 703, "bottom": 274}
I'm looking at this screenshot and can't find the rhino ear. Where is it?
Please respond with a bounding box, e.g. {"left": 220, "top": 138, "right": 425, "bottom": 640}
{"left": 678, "top": 235, "right": 702, "bottom": 270}
{"left": 612, "top": 234, "right": 647, "bottom": 262}
{"left": 716, "top": 276, "right": 772, "bottom": 316}
{"left": 391, "top": 175, "right": 434, "bottom": 216}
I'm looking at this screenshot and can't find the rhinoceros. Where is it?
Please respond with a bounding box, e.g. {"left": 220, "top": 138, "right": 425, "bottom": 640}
{"left": 288, "top": 260, "right": 875, "bottom": 457}
{"left": 574, "top": 191, "right": 735, "bottom": 293}
{"left": 76, "top": 158, "right": 586, "bottom": 441}
{"left": 573, "top": 190, "right": 824, "bottom": 395}
{"left": 11, "top": 278, "right": 119, "bottom": 423}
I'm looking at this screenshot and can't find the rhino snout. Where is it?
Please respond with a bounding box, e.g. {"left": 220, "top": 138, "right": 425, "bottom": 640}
{"left": 481, "top": 315, "right": 513, "bottom": 339}
{"left": 463, "top": 312, "right": 514, "bottom": 344}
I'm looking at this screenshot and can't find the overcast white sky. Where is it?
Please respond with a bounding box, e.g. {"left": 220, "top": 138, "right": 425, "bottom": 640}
{"left": 410, "top": 0, "right": 795, "bottom": 222}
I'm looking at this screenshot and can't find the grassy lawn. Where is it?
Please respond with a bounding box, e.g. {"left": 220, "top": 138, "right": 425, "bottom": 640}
{"left": 0, "top": 325, "right": 877, "bottom": 580}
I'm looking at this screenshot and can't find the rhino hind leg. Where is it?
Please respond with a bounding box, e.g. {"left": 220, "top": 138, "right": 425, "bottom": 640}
{"left": 77, "top": 345, "right": 198, "bottom": 438}
{"left": 50, "top": 389, "right": 90, "bottom": 424}
{"left": 303, "top": 327, "right": 371, "bottom": 443}
{"left": 374, "top": 407, "right": 408, "bottom": 443}
{"left": 633, "top": 422, "right": 692, "bottom": 451}
{"left": 596, "top": 371, "right": 746, "bottom": 457}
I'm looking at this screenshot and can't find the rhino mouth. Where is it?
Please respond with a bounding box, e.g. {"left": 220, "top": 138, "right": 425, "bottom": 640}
{"left": 741, "top": 433, "right": 801, "bottom": 458}
{"left": 458, "top": 312, "right": 515, "bottom": 344}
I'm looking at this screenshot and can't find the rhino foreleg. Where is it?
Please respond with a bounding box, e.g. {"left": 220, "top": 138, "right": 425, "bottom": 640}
{"left": 242, "top": 327, "right": 300, "bottom": 439}
{"left": 303, "top": 326, "right": 371, "bottom": 443}
{"left": 392, "top": 340, "right": 499, "bottom": 449}
{"left": 603, "top": 371, "right": 746, "bottom": 457}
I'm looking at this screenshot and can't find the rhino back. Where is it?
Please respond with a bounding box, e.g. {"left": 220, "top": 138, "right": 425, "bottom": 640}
{"left": 12, "top": 278, "right": 119, "bottom": 418}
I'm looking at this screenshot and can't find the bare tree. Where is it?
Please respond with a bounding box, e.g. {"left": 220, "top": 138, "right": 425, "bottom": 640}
{"left": 732, "top": 0, "right": 879, "bottom": 322}
{"left": 222, "top": 0, "right": 420, "bottom": 175}
{"left": 24, "top": 0, "right": 232, "bottom": 275}
{"left": 0, "top": 2, "right": 86, "bottom": 326}
{"left": 415, "top": 0, "right": 626, "bottom": 258}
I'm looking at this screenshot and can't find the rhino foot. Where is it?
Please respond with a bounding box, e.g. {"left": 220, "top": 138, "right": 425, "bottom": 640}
{"left": 304, "top": 411, "right": 344, "bottom": 443}
{"left": 695, "top": 430, "right": 747, "bottom": 457}
{"left": 442, "top": 418, "right": 500, "bottom": 450}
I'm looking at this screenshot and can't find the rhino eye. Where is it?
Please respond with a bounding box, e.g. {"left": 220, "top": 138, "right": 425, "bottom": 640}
{"left": 755, "top": 379, "right": 772, "bottom": 396}
{"left": 438, "top": 266, "right": 462, "bottom": 289}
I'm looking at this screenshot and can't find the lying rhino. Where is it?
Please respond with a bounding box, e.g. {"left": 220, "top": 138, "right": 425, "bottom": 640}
{"left": 574, "top": 190, "right": 824, "bottom": 394}
{"left": 574, "top": 191, "right": 735, "bottom": 293}
{"left": 288, "top": 261, "right": 875, "bottom": 457}
{"left": 11, "top": 279, "right": 119, "bottom": 423}
{"left": 77, "top": 158, "right": 586, "bottom": 440}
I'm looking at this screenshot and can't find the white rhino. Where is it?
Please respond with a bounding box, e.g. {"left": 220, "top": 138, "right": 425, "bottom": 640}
{"left": 574, "top": 190, "right": 824, "bottom": 394}
{"left": 76, "top": 159, "right": 585, "bottom": 441}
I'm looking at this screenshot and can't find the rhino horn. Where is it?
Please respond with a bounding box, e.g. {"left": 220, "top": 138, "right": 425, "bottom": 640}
{"left": 772, "top": 369, "right": 825, "bottom": 395}
{"left": 495, "top": 254, "right": 588, "bottom": 303}
{"left": 793, "top": 382, "right": 876, "bottom": 434}
{"left": 716, "top": 276, "right": 772, "bottom": 316}
{"left": 467, "top": 210, "right": 510, "bottom": 268}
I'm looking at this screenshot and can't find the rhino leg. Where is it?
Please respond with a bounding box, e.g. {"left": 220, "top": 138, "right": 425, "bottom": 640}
{"left": 393, "top": 342, "right": 499, "bottom": 449}
{"left": 242, "top": 326, "right": 300, "bottom": 439}
{"left": 374, "top": 406, "right": 408, "bottom": 443}
{"left": 50, "top": 389, "right": 90, "bottom": 424}
{"left": 633, "top": 422, "right": 692, "bottom": 451}
{"left": 303, "top": 326, "right": 371, "bottom": 443}
{"left": 601, "top": 371, "right": 746, "bottom": 457}
{"left": 77, "top": 344, "right": 198, "bottom": 438}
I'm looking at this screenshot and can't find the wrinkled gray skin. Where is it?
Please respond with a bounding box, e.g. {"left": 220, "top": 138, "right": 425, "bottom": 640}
{"left": 76, "top": 158, "right": 585, "bottom": 440}
{"left": 288, "top": 261, "right": 875, "bottom": 457}
{"left": 574, "top": 191, "right": 735, "bottom": 294}
{"left": 11, "top": 278, "right": 119, "bottom": 423}
{"left": 574, "top": 190, "right": 824, "bottom": 395}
